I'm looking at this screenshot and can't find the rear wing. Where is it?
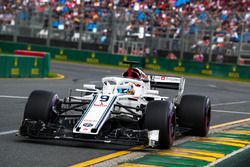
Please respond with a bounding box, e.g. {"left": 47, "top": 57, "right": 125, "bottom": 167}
{"left": 150, "top": 75, "right": 185, "bottom": 97}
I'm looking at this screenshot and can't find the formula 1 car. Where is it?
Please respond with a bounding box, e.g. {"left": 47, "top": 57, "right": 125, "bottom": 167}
{"left": 19, "top": 61, "right": 211, "bottom": 149}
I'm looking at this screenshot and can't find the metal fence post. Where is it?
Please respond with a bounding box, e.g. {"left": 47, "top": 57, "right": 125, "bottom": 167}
{"left": 13, "top": 2, "right": 18, "bottom": 43}
{"left": 46, "top": 3, "right": 52, "bottom": 47}
{"left": 179, "top": 13, "right": 184, "bottom": 60}
{"left": 237, "top": 21, "right": 245, "bottom": 65}
{"left": 108, "top": 8, "right": 116, "bottom": 54}
{"left": 207, "top": 13, "right": 215, "bottom": 63}
{"left": 208, "top": 28, "right": 214, "bottom": 62}
{"left": 78, "top": 2, "right": 84, "bottom": 50}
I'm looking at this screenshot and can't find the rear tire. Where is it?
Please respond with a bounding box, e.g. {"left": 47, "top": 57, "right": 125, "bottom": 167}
{"left": 178, "top": 94, "right": 211, "bottom": 137}
{"left": 145, "top": 100, "right": 175, "bottom": 149}
{"left": 23, "top": 90, "right": 59, "bottom": 123}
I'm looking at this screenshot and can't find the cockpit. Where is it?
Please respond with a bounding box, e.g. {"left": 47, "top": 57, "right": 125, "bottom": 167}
{"left": 102, "top": 77, "right": 144, "bottom": 96}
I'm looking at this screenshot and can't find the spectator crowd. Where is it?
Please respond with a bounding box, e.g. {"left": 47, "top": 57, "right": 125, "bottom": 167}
{"left": 0, "top": 0, "right": 250, "bottom": 59}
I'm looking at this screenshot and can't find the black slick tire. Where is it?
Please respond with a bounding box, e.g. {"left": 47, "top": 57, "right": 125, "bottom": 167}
{"left": 178, "top": 94, "right": 211, "bottom": 137}
{"left": 23, "top": 90, "right": 58, "bottom": 123}
{"left": 145, "top": 100, "right": 175, "bottom": 149}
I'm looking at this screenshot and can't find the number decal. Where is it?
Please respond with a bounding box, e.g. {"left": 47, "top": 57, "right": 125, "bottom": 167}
{"left": 100, "top": 95, "right": 109, "bottom": 102}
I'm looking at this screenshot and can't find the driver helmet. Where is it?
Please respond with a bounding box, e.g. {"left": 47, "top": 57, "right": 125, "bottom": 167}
{"left": 117, "top": 82, "right": 135, "bottom": 95}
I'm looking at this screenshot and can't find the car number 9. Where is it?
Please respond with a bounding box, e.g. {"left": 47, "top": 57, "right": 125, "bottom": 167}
{"left": 100, "top": 95, "right": 109, "bottom": 102}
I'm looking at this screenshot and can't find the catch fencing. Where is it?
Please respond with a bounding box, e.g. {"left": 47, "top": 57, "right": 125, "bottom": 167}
{"left": 0, "top": 4, "right": 250, "bottom": 66}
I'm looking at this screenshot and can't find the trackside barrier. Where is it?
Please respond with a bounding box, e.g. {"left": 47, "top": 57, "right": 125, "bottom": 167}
{"left": 0, "top": 41, "right": 250, "bottom": 79}
{"left": 0, "top": 50, "right": 50, "bottom": 78}
{"left": 145, "top": 57, "right": 250, "bottom": 79}
{"left": 0, "top": 41, "right": 144, "bottom": 68}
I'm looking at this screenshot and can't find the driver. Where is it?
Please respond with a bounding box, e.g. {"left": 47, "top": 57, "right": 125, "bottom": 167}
{"left": 127, "top": 82, "right": 135, "bottom": 95}
{"left": 117, "top": 82, "right": 135, "bottom": 95}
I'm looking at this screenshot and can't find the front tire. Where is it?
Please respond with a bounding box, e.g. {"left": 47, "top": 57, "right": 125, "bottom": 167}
{"left": 23, "top": 90, "right": 59, "bottom": 123}
{"left": 178, "top": 94, "right": 211, "bottom": 137}
{"left": 145, "top": 101, "right": 175, "bottom": 149}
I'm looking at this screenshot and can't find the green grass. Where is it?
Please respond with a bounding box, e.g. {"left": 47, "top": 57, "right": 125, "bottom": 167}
{"left": 47, "top": 72, "right": 58, "bottom": 78}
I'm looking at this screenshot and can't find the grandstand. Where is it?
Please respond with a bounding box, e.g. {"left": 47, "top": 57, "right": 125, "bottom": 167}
{"left": 0, "top": 0, "right": 250, "bottom": 65}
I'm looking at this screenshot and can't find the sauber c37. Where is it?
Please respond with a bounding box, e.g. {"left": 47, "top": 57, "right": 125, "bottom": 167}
{"left": 19, "top": 61, "right": 211, "bottom": 148}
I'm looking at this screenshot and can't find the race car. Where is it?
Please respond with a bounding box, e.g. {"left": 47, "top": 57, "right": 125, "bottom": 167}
{"left": 19, "top": 61, "right": 211, "bottom": 149}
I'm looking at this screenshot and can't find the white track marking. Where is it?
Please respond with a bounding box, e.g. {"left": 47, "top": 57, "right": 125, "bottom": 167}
{"left": 208, "top": 84, "right": 217, "bottom": 88}
{"left": 212, "top": 101, "right": 250, "bottom": 107}
{"left": 0, "top": 130, "right": 18, "bottom": 136}
{"left": 0, "top": 95, "right": 28, "bottom": 99}
{"left": 212, "top": 109, "right": 250, "bottom": 115}
{"left": 206, "top": 144, "right": 250, "bottom": 167}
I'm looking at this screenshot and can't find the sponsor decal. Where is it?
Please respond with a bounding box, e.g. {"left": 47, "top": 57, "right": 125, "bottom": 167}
{"left": 14, "top": 57, "right": 18, "bottom": 67}
{"left": 27, "top": 44, "right": 32, "bottom": 51}
{"left": 34, "top": 58, "right": 38, "bottom": 67}
{"left": 94, "top": 103, "right": 108, "bottom": 107}
{"left": 145, "top": 64, "right": 161, "bottom": 70}
{"left": 228, "top": 72, "right": 239, "bottom": 78}
{"left": 202, "top": 64, "right": 213, "bottom": 75}
{"left": 174, "top": 61, "right": 185, "bottom": 72}
{"left": 145, "top": 58, "right": 160, "bottom": 70}
{"left": 86, "top": 53, "right": 99, "bottom": 64}
{"left": 31, "top": 68, "right": 39, "bottom": 75}
{"left": 11, "top": 68, "right": 19, "bottom": 75}
{"left": 154, "top": 76, "right": 180, "bottom": 82}
{"left": 82, "top": 123, "right": 94, "bottom": 127}
{"left": 55, "top": 49, "right": 67, "bottom": 60}
{"left": 228, "top": 66, "right": 239, "bottom": 78}
{"left": 11, "top": 54, "right": 19, "bottom": 75}
{"left": 166, "top": 77, "right": 181, "bottom": 82}
{"left": 153, "top": 57, "right": 157, "bottom": 64}
{"left": 82, "top": 128, "right": 88, "bottom": 131}
{"left": 73, "top": 95, "right": 98, "bottom": 130}
{"left": 55, "top": 54, "right": 67, "bottom": 60}
{"left": 174, "top": 66, "right": 185, "bottom": 72}
{"left": 119, "top": 56, "right": 129, "bottom": 67}
{"left": 202, "top": 69, "right": 213, "bottom": 75}
{"left": 95, "top": 96, "right": 117, "bottom": 129}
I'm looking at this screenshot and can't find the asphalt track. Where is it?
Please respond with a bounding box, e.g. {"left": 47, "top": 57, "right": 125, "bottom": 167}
{"left": 0, "top": 61, "right": 250, "bottom": 167}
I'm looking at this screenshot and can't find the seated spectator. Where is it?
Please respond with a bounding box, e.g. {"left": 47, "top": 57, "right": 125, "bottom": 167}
{"left": 99, "top": 29, "right": 109, "bottom": 44}
{"left": 166, "top": 52, "right": 177, "bottom": 60}
{"left": 242, "top": 30, "right": 250, "bottom": 43}
{"left": 193, "top": 52, "right": 204, "bottom": 62}
{"left": 239, "top": 58, "right": 245, "bottom": 65}
{"left": 216, "top": 54, "right": 224, "bottom": 63}
{"left": 1, "top": 0, "right": 250, "bottom": 64}
{"left": 85, "top": 21, "right": 97, "bottom": 32}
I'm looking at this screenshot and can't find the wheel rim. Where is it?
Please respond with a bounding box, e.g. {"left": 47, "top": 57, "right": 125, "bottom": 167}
{"left": 50, "top": 94, "right": 59, "bottom": 122}
{"left": 206, "top": 106, "right": 211, "bottom": 131}
{"left": 168, "top": 113, "right": 175, "bottom": 146}
{"left": 204, "top": 102, "right": 211, "bottom": 134}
